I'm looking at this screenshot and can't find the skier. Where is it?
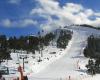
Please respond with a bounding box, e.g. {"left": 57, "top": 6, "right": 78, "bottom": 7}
{"left": 68, "top": 76, "right": 71, "bottom": 80}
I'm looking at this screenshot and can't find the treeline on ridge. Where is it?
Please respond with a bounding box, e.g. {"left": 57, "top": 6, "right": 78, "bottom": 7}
{"left": 0, "top": 29, "right": 72, "bottom": 61}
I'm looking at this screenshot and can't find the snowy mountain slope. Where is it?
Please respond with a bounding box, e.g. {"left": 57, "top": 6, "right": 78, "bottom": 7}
{"left": 28, "top": 26, "right": 100, "bottom": 80}
{"left": 1, "top": 26, "right": 100, "bottom": 80}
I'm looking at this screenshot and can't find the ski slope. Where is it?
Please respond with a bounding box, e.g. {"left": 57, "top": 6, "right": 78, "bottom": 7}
{"left": 28, "top": 27, "right": 100, "bottom": 80}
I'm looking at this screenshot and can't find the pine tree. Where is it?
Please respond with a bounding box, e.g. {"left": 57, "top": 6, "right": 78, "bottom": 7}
{"left": 86, "top": 59, "right": 96, "bottom": 75}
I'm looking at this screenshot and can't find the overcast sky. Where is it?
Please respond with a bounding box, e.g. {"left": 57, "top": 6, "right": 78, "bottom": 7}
{"left": 0, "top": 0, "right": 100, "bottom": 37}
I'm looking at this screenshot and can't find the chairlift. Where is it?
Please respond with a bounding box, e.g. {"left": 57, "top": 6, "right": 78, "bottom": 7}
{"left": 24, "top": 61, "right": 28, "bottom": 63}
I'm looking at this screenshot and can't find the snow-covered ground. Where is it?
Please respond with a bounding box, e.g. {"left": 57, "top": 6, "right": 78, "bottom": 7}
{"left": 1, "top": 26, "right": 100, "bottom": 80}
{"left": 28, "top": 29, "right": 88, "bottom": 80}
{"left": 28, "top": 27, "right": 100, "bottom": 80}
